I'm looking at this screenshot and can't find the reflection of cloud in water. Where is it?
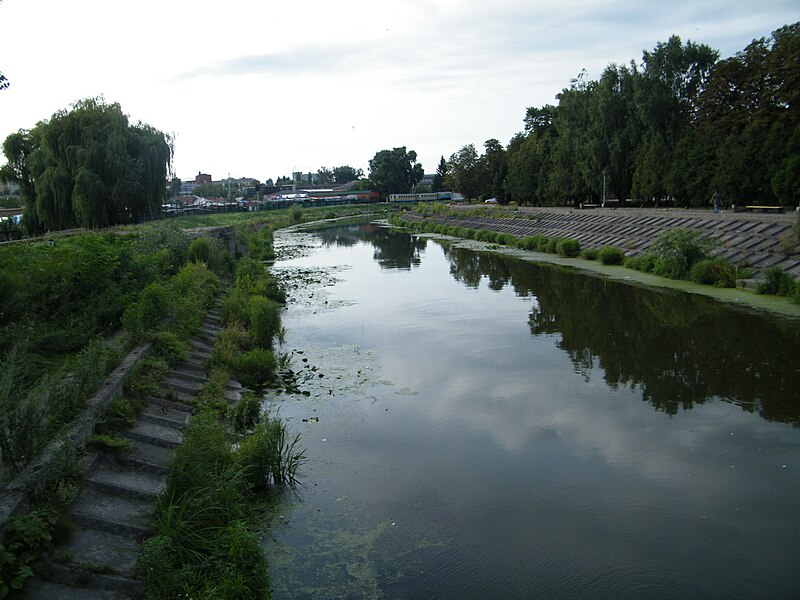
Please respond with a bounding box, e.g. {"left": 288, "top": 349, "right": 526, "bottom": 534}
{"left": 381, "top": 341, "right": 795, "bottom": 496}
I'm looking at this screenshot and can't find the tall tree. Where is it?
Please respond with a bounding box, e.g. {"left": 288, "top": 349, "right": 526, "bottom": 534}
{"left": 1, "top": 98, "right": 172, "bottom": 232}
{"left": 446, "top": 144, "right": 481, "bottom": 200}
{"left": 431, "top": 156, "right": 447, "bottom": 192}
{"left": 332, "top": 165, "right": 363, "bottom": 183}
{"left": 368, "top": 147, "right": 424, "bottom": 197}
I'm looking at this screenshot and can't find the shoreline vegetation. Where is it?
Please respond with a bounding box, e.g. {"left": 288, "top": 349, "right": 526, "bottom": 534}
{"left": 1, "top": 202, "right": 798, "bottom": 596}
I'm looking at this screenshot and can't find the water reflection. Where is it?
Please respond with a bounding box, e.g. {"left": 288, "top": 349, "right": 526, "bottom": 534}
{"left": 438, "top": 244, "right": 800, "bottom": 425}
{"left": 317, "top": 224, "right": 428, "bottom": 270}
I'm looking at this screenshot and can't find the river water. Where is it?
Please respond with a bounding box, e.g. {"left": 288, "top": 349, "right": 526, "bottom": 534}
{"left": 263, "top": 223, "right": 800, "bottom": 599}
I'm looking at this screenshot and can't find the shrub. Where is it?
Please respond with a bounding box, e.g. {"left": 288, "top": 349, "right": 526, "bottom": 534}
{"left": 689, "top": 258, "right": 738, "bottom": 288}
{"left": 599, "top": 246, "right": 625, "bottom": 265}
{"left": 648, "top": 229, "right": 718, "bottom": 280}
{"left": 556, "top": 238, "right": 581, "bottom": 257}
{"left": 484, "top": 230, "right": 498, "bottom": 243}
{"left": 221, "top": 288, "right": 250, "bottom": 326}
{"left": 499, "top": 233, "right": 516, "bottom": 246}
{"left": 290, "top": 205, "right": 303, "bottom": 223}
{"left": 532, "top": 235, "right": 550, "bottom": 252}
{"left": 248, "top": 296, "right": 282, "bottom": 349}
{"left": 228, "top": 392, "right": 262, "bottom": 434}
{"left": 756, "top": 266, "right": 796, "bottom": 296}
{"left": 234, "top": 348, "right": 277, "bottom": 387}
{"left": 545, "top": 237, "right": 561, "bottom": 254}
{"left": 235, "top": 414, "right": 305, "bottom": 488}
{"left": 122, "top": 282, "right": 172, "bottom": 341}
{"left": 152, "top": 331, "right": 189, "bottom": 364}
{"left": 581, "top": 248, "right": 599, "bottom": 260}
{"left": 625, "top": 253, "right": 657, "bottom": 273}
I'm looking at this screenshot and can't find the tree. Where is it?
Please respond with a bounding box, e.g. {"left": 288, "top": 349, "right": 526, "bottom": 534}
{"left": 368, "top": 147, "right": 424, "bottom": 198}
{"left": 0, "top": 98, "right": 172, "bottom": 231}
{"left": 431, "top": 156, "right": 447, "bottom": 192}
{"left": 315, "top": 167, "right": 334, "bottom": 185}
{"left": 446, "top": 144, "right": 482, "bottom": 200}
{"left": 332, "top": 165, "right": 363, "bottom": 183}
{"left": 479, "top": 139, "right": 507, "bottom": 202}
{"left": 0, "top": 73, "right": 8, "bottom": 91}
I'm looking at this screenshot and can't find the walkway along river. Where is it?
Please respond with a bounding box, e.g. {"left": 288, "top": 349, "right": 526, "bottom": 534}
{"left": 263, "top": 222, "right": 800, "bottom": 599}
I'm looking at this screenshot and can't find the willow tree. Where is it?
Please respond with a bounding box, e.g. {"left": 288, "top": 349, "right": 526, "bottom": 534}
{"left": 1, "top": 98, "right": 172, "bottom": 232}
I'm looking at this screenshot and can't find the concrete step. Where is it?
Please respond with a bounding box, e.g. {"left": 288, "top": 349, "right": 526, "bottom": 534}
{"left": 170, "top": 366, "right": 207, "bottom": 384}
{"left": 85, "top": 463, "right": 166, "bottom": 502}
{"left": 140, "top": 402, "right": 190, "bottom": 430}
{"left": 187, "top": 349, "right": 211, "bottom": 363}
{"left": 190, "top": 339, "right": 214, "bottom": 354}
{"left": 70, "top": 486, "right": 153, "bottom": 538}
{"left": 59, "top": 528, "right": 140, "bottom": 576}
{"left": 124, "top": 420, "right": 182, "bottom": 449}
{"left": 146, "top": 395, "right": 195, "bottom": 414}
{"left": 164, "top": 376, "right": 203, "bottom": 396}
{"left": 25, "top": 573, "right": 138, "bottom": 598}
{"left": 139, "top": 406, "right": 187, "bottom": 430}
{"left": 122, "top": 438, "right": 176, "bottom": 471}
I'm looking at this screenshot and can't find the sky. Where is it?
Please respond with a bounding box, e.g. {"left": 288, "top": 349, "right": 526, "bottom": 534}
{"left": 0, "top": 0, "right": 797, "bottom": 184}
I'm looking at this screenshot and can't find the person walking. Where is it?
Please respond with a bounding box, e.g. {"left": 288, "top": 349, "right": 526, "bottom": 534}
{"left": 712, "top": 190, "right": 721, "bottom": 214}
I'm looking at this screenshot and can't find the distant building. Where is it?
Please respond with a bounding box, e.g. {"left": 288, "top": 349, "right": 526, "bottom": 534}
{"left": 195, "top": 172, "right": 212, "bottom": 184}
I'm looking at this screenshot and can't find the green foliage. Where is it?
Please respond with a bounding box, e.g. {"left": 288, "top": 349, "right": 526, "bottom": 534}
{"left": 227, "top": 393, "right": 262, "bottom": 434}
{"left": 88, "top": 434, "right": 133, "bottom": 454}
{"left": 235, "top": 413, "right": 306, "bottom": 488}
{"left": 756, "top": 266, "right": 796, "bottom": 296}
{"left": 290, "top": 205, "right": 303, "bottom": 223}
{"left": 0, "top": 510, "right": 56, "bottom": 596}
{"left": 234, "top": 348, "right": 277, "bottom": 388}
{"left": 368, "top": 147, "right": 424, "bottom": 198}
{"left": 139, "top": 404, "right": 293, "bottom": 598}
{"left": 151, "top": 331, "right": 189, "bottom": 365}
{"left": 556, "top": 238, "right": 581, "bottom": 257}
{"left": 599, "top": 246, "right": 626, "bottom": 265}
{"left": 1, "top": 97, "right": 171, "bottom": 233}
{"left": 648, "top": 229, "right": 718, "bottom": 280}
{"left": 248, "top": 296, "right": 282, "bottom": 349}
{"left": 581, "top": 247, "right": 599, "bottom": 260}
{"left": 545, "top": 237, "right": 562, "bottom": 254}
{"left": 689, "top": 258, "right": 739, "bottom": 287}
{"left": 625, "top": 253, "right": 657, "bottom": 272}
{"left": 122, "top": 282, "right": 172, "bottom": 342}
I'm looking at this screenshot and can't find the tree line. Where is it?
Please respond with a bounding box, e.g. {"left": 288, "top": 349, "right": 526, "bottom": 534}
{"left": 439, "top": 22, "right": 799, "bottom": 208}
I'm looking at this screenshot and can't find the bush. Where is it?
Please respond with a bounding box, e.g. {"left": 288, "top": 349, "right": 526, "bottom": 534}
{"left": 756, "top": 266, "right": 796, "bottom": 296}
{"left": 625, "top": 253, "right": 657, "bottom": 273}
{"left": 556, "top": 238, "right": 581, "bottom": 257}
{"left": 689, "top": 258, "right": 738, "bottom": 288}
{"left": 122, "top": 282, "right": 172, "bottom": 341}
{"left": 599, "top": 246, "right": 625, "bottom": 265}
{"left": 248, "top": 296, "right": 282, "bottom": 349}
{"left": 581, "top": 248, "right": 599, "bottom": 260}
{"left": 290, "top": 205, "right": 303, "bottom": 223}
{"left": 228, "top": 392, "right": 262, "bottom": 434}
{"left": 545, "top": 237, "right": 562, "bottom": 254}
{"left": 499, "top": 233, "right": 516, "bottom": 246}
{"left": 235, "top": 415, "right": 305, "bottom": 488}
{"left": 647, "top": 229, "right": 718, "bottom": 280}
{"left": 234, "top": 348, "right": 277, "bottom": 387}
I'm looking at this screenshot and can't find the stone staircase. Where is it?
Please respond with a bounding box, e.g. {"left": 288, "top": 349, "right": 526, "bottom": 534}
{"left": 25, "top": 309, "right": 230, "bottom": 599}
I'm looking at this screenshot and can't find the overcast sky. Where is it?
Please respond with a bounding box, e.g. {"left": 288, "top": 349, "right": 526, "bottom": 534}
{"left": 0, "top": 1, "right": 797, "bottom": 183}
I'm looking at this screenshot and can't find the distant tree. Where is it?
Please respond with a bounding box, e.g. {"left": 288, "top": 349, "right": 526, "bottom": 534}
{"left": 275, "top": 176, "right": 292, "bottom": 185}
{"left": 0, "top": 73, "right": 8, "bottom": 91}
{"left": 368, "top": 147, "right": 424, "bottom": 198}
{"left": 191, "top": 182, "right": 225, "bottom": 198}
{"left": 170, "top": 177, "right": 182, "bottom": 197}
{"left": 480, "top": 138, "right": 507, "bottom": 202}
{"left": 446, "top": 144, "right": 481, "bottom": 200}
{"left": 316, "top": 167, "right": 334, "bottom": 184}
{"left": 431, "top": 156, "right": 447, "bottom": 192}
{"left": 332, "top": 165, "right": 363, "bottom": 183}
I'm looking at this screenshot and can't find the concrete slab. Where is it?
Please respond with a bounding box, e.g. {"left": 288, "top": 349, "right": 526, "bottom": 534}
{"left": 124, "top": 438, "right": 175, "bottom": 470}
{"left": 125, "top": 420, "right": 182, "bottom": 449}
{"left": 71, "top": 486, "right": 153, "bottom": 537}
{"left": 62, "top": 528, "right": 140, "bottom": 575}
{"left": 24, "top": 579, "right": 135, "bottom": 599}
{"left": 86, "top": 463, "right": 166, "bottom": 501}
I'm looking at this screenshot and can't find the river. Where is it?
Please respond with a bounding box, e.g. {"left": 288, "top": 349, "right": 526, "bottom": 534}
{"left": 263, "top": 222, "right": 800, "bottom": 599}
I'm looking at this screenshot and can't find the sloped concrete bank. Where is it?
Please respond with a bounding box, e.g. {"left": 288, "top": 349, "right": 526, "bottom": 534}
{"left": 402, "top": 206, "right": 800, "bottom": 277}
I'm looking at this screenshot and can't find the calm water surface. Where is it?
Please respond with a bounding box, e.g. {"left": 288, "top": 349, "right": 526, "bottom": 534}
{"left": 263, "top": 224, "right": 800, "bottom": 599}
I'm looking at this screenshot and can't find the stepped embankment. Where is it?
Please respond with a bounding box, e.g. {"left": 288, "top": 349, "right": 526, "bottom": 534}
{"left": 404, "top": 206, "right": 800, "bottom": 277}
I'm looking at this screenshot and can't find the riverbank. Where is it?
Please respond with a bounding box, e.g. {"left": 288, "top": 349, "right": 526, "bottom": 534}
{"left": 413, "top": 232, "right": 800, "bottom": 320}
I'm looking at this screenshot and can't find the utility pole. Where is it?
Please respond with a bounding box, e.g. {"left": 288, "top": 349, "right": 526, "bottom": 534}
{"left": 602, "top": 170, "right": 606, "bottom": 208}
